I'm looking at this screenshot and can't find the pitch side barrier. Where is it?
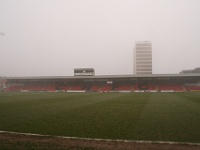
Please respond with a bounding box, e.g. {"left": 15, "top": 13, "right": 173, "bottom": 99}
{"left": 109, "top": 90, "right": 131, "bottom": 93}
{"left": 134, "top": 90, "right": 157, "bottom": 92}
{"left": 4, "top": 89, "right": 199, "bottom": 93}
{"left": 66, "top": 90, "right": 86, "bottom": 93}
{"left": 160, "top": 90, "right": 174, "bottom": 92}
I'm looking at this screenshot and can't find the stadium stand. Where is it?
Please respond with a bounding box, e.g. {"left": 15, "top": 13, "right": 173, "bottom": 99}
{"left": 42, "top": 84, "right": 56, "bottom": 92}
{"left": 114, "top": 84, "right": 132, "bottom": 91}
{"left": 148, "top": 83, "right": 157, "bottom": 90}
{"left": 158, "top": 83, "right": 184, "bottom": 92}
{"left": 134, "top": 83, "right": 156, "bottom": 91}
{"left": 82, "top": 84, "right": 93, "bottom": 91}
{"left": 70, "top": 84, "right": 83, "bottom": 91}
{"left": 57, "top": 85, "right": 71, "bottom": 91}
{"left": 20, "top": 85, "right": 43, "bottom": 91}
{"left": 3, "top": 74, "right": 200, "bottom": 93}
{"left": 100, "top": 84, "right": 113, "bottom": 92}
{"left": 4, "top": 86, "right": 22, "bottom": 92}
{"left": 90, "top": 84, "right": 101, "bottom": 92}
{"left": 185, "top": 85, "right": 200, "bottom": 91}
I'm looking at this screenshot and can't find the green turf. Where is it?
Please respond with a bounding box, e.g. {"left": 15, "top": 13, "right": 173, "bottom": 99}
{"left": 0, "top": 92, "right": 200, "bottom": 143}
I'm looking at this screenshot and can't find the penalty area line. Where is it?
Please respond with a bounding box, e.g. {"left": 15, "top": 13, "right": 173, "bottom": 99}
{"left": 0, "top": 130, "right": 200, "bottom": 146}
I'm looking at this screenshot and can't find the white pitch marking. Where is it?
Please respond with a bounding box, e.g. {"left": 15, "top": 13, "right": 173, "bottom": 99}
{"left": 0, "top": 130, "right": 200, "bottom": 146}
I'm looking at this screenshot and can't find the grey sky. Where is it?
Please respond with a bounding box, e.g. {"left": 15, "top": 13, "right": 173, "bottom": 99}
{"left": 0, "top": 0, "right": 200, "bottom": 76}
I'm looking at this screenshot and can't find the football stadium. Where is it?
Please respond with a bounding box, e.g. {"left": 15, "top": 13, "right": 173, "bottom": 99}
{"left": 1, "top": 42, "right": 200, "bottom": 150}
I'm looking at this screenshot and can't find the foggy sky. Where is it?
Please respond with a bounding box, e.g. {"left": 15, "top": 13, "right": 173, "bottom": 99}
{"left": 0, "top": 0, "right": 200, "bottom": 76}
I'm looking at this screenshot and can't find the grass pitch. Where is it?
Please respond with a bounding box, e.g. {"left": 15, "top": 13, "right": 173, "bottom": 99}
{"left": 0, "top": 92, "right": 200, "bottom": 143}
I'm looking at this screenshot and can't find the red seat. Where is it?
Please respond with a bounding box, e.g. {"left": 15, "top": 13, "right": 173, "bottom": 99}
{"left": 70, "top": 84, "right": 83, "bottom": 90}
{"left": 185, "top": 86, "right": 200, "bottom": 91}
{"left": 158, "top": 83, "right": 184, "bottom": 92}
{"left": 90, "top": 85, "right": 100, "bottom": 91}
{"left": 101, "top": 84, "right": 112, "bottom": 92}
{"left": 42, "top": 85, "right": 56, "bottom": 92}
{"left": 115, "top": 84, "right": 132, "bottom": 91}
